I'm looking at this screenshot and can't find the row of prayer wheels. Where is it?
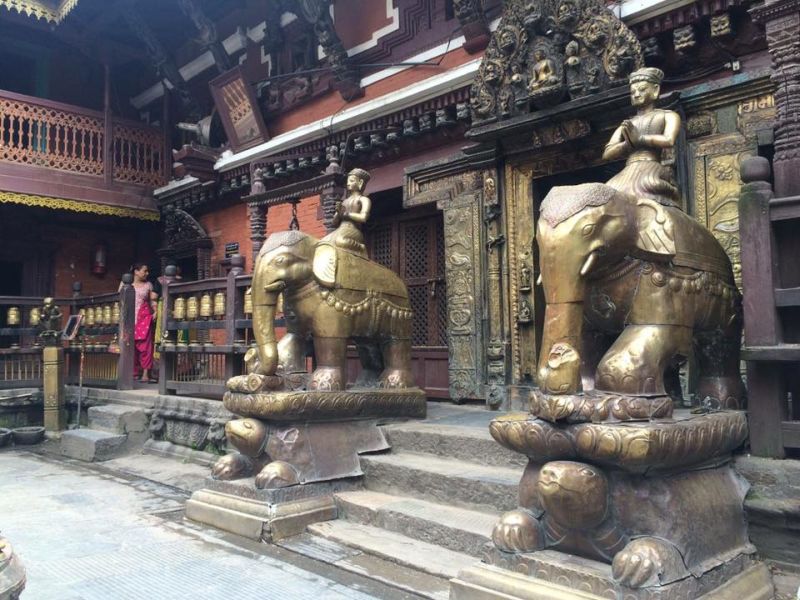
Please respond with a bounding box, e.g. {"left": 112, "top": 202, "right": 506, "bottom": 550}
{"left": 172, "top": 291, "right": 245, "bottom": 321}
{"left": 5, "top": 306, "right": 44, "bottom": 327}
{"left": 79, "top": 303, "right": 121, "bottom": 326}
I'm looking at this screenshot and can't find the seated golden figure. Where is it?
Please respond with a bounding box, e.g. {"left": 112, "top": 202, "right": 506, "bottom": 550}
{"left": 528, "top": 49, "right": 560, "bottom": 92}
{"left": 326, "top": 167, "right": 372, "bottom": 256}
{"left": 602, "top": 67, "right": 680, "bottom": 207}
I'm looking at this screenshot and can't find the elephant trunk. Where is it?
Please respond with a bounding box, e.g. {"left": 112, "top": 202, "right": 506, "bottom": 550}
{"left": 537, "top": 223, "right": 590, "bottom": 395}
{"left": 252, "top": 283, "right": 282, "bottom": 376}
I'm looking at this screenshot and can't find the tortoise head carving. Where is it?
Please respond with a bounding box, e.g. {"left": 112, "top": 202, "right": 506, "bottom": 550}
{"left": 537, "top": 461, "right": 609, "bottom": 528}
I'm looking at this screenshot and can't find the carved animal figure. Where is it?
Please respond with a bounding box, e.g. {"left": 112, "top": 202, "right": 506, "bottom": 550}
{"left": 493, "top": 459, "right": 751, "bottom": 588}
{"left": 248, "top": 230, "right": 414, "bottom": 391}
{"left": 536, "top": 182, "right": 744, "bottom": 407}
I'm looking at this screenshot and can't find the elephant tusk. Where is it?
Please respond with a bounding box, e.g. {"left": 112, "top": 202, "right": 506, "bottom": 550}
{"left": 580, "top": 252, "right": 598, "bottom": 277}
{"left": 262, "top": 281, "right": 286, "bottom": 293}
{"left": 536, "top": 274, "right": 543, "bottom": 286}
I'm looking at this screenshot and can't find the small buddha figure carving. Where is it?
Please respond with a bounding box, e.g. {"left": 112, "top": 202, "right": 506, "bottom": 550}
{"left": 326, "top": 168, "right": 372, "bottom": 256}
{"left": 564, "top": 41, "right": 583, "bottom": 94}
{"left": 602, "top": 67, "right": 681, "bottom": 207}
{"left": 529, "top": 49, "right": 560, "bottom": 93}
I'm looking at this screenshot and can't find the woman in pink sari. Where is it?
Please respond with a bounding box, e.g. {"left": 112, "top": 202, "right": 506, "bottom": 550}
{"left": 128, "top": 263, "right": 158, "bottom": 382}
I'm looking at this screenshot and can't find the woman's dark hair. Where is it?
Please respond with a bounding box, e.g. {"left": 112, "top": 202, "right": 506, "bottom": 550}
{"left": 130, "top": 262, "right": 148, "bottom": 273}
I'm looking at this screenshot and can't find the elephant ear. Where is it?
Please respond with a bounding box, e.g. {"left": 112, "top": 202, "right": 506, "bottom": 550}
{"left": 312, "top": 242, "right": 337, "bottom": 288}
{"left": 634, "top": 198, "right": 676, "bottom": 260}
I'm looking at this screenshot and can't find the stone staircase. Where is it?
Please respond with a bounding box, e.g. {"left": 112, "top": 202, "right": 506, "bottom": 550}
{"left": 60, "top": 403, "right": 149, "bottom": 462}
{"left": 280, "top": 406, "right": 527, "bottom": 599}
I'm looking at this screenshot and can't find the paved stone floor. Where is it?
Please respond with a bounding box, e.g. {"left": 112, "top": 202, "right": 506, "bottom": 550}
{"left": 0, "top": 450, "right": 417, "bottom": 600}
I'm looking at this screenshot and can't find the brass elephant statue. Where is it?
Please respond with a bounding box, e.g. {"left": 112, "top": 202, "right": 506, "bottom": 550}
{"left": 248, "top": 229, "right": 414, "bottom": 391}
{"left": 536, "top": 182, "right": 744, "bottom": 408}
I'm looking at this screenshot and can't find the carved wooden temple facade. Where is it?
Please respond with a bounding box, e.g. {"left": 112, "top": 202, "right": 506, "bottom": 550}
{"left": 1, "top": 0, "right": 797, "bottom": 442}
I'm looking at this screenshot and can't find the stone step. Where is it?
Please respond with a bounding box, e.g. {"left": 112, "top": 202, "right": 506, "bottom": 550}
{"left": 361, "top": 451, "right": 522, "bottom": 513}
{"left": 87, "top": 404, "right": 148, "bottom": 436}
{"left": 60, "top": 429, "right": 127, "bottom": 462}
{"left": 383, "top": 422, "right": 527, "bottom": 468}
{"left": 334, "top": 490, "right": 497, "bottom": 557}
{"left": 279, "top": 532, "right": 451, "bottom": 600}
{"left": 307, "top": 519, "right": 477, "bottom": 582}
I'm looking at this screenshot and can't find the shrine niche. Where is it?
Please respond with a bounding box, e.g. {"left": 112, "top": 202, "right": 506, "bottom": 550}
{"left": 470, "top": 0, "right": 643, "bottom": 123}
{"left": 157, "top": 207, "right": 213, "bottom": 279}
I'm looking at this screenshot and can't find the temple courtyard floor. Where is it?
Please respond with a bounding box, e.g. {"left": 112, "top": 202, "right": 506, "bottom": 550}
{"left": 0, "top": 449, "right": 420, "bottom": 599}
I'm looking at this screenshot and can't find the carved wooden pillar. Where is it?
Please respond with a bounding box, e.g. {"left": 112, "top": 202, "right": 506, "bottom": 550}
{"left": 753, "top": 0, "right": 800, "bottom": 196}
{"left": 482, "top": 172, "right": 508, "bottom": 409}
{"left": 439, "top": 186, "right": 485, "bottom": 404}
{"left": 248, "top": 202, "right": 267, "bottom": 265}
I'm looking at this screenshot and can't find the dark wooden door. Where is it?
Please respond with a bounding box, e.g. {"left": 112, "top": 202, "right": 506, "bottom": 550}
{"left": 358, "top": 208, "right": 449, "bottom": 398}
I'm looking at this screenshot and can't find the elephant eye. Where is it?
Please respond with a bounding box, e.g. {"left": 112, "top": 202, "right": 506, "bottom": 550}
{"left": 581, "top": 224, "right": 595, "bottom": 237}
{"left": 275, "top": 256, "right": 285, "bottom": 264}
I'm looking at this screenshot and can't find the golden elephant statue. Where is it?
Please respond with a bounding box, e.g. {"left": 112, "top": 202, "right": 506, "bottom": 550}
{"left": 248, "top": 229, "right": 414, "bottom": 391}
{"left": 536, "top": 182, "right": 745, "bottom": 409}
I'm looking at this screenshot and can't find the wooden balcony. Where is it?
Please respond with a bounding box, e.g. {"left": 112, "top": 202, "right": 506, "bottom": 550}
{"left": 0, "top": 89, "right": 167, "bottom": 219}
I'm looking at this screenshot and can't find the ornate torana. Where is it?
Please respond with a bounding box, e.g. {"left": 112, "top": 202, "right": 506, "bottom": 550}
{"left": 470, "top": 0, "right": 643, "bottom": 122}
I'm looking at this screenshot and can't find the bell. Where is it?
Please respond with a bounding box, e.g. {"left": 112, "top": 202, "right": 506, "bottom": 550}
{"left": 6, "top": 306, "right": 20, "bottom": 326}
{"left": 103, "top": 304, "right": 112, "bottom": 325}
{"left": 186, "top": 296, "right": 199, "bottom": 320}
{"left": 200, "top": 292, "right": 212, "bottom": 319}
{"left": 111, "top": 302, "right": 120, "bottom": 324}
{"left": 173, "top": 296, "right": 186, "bottom": 320}
{"left": 28, "top": 307, "right": 41, "bottom": 327}
{"left": 243, "top": 288, "right": 253, "bottom": 315}
{"left": 213, "top": 292, "right": 226, "bottom": 319}
{"left": 85, "top": 306, "right": 95, "bottom": 326}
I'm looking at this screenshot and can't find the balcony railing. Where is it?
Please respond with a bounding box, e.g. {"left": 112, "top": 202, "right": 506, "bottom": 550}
{"left": 0, "top": 89, "right": 167, "bottom": 188}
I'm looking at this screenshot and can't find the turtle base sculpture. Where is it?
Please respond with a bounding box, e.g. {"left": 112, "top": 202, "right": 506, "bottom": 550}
{"left": 0, "top": 536, "right": 25, "bottom": 600}
{"left": 450, "top": 410, "right": 774, "bottom": 599}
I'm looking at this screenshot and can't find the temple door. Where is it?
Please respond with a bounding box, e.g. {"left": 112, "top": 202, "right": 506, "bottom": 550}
{"left": 354, "top": 209, "right": 449, "bottom": 398}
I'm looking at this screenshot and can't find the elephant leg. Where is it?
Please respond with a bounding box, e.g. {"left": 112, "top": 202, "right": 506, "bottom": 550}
{"left": 595, "top": 325, "right": 692, "bottom": 396}
{"left": 309, "top": 337, "right": 347, "bottom": 391}
{"left": 354, "top": 340, "right": 383, "bottom": 387}
{"left": 694, "top": 327, "right": 746, "bottom": 409}
{"left": 379, "top": 338, "right": 414, "bottom": 388}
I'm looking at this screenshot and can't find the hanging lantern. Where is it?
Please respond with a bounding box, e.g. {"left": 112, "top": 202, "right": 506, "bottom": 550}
{"left": 213, "top": 292, "right": 226, "bottom": 319}
{"left": 92, "top": 242, "right": 108, "bottom": 276}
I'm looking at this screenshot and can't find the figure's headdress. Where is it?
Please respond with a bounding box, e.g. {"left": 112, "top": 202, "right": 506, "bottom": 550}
{"left": 348, "top": 168, "right": 371, "bottom": 183}
{"left": 629, "top": 67, "right": 664, "bottom": 85}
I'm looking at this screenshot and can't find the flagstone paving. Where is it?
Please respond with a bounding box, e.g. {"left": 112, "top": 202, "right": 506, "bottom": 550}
{"left": 0, "top": 450, "right": 417, "bottom": 600}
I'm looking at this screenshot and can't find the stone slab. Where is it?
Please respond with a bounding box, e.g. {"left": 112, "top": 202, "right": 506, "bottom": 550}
{"left": 87, "top": 404, "right": 148, "bottom": 435}
{"left": 308, "top": 519, "right": 477, "bottom": 580}
{"left": 464, "top": 548, "right": 770, "bottom": 600}
{"left": 360, "top": 451, "right": 522, "bottom": 512}
{"left": 142, "top": 439, "right": 222, "bottom": 467}
{"left": 279, "top": 533, "right": 451, "bottom": 600}
{"left": 59, "top": 429, "right": 126, "bottom": 462}
{"left": 185, "top": 487, "right": 337, "bottom": 542}
{"left": 383, "top": 422, "right": 528, "bottom": 468}
{"left": 335, "top": 490, "right": 497, "bottom": 557}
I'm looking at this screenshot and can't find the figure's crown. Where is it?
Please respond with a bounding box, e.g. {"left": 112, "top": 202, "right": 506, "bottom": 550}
{"left": 348, "top": 167, "right": 371, "bottom": 183}
{"left": 629, "top": 67, "right": 664, "bottom": 85}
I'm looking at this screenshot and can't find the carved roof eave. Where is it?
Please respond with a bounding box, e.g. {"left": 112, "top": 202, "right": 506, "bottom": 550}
{"left": 467, "top": 86, "right": 633, "bottom": 143}
{"left": 751, "top": 0, "right": 800, "bottom": 22}
{"left": 630, "top": 0, "right": 756, "bottom": 38}
{"left": 243, "top": 172, "right": 346, "bottom": 207}
{"left": 0, "top": 0, "right": 78, "bottom": 23}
